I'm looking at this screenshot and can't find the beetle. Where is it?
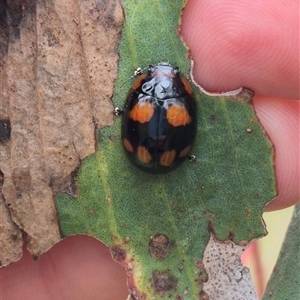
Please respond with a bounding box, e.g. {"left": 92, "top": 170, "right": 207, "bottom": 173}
{"left": 121, "top": 62, "right": 197, "bottom": 173}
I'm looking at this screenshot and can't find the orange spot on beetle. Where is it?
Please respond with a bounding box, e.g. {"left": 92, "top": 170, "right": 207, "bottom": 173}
{"left": 123, "top": 138, "right": 134, "bottom": 153}
{"left": 166, "top": 105, "right": 192, "bottom": 127}
{"left": 180, "top": 77, "right": 192, "bottom": 94}
{"left": 179, "top": 145, "right": 191, "bottom": 158}
{"left": 129, "top": 102, "right": 154, "bottom": 123}
{"left": 132, "top": 74, "right": 147, "bottom": 90}
{"left": 160, "top": 150, "right": 176, "bottom": 166}
{"left": 137, "top": 146, "right": 152, "bottom": 164}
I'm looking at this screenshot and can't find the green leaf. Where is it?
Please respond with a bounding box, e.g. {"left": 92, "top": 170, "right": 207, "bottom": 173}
{"left": 262, "top": 204, "right": 300, "bottom": 300}
{"left": 56, "top": 0, "right": 276, "bottom": 298}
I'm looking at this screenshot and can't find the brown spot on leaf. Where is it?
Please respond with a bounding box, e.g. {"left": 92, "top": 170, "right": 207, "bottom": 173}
{"left": 0, "top": 119, "right": 11, "bottom": 143}
{"left": 0, "top": 170, "right": 4, "bottom": 189}
{"left": 178, "top": 263, "right": 184, "bottom": 272}
{"left": 245, "top": 209, "right": 251, "bottom": 218}
{"left": 195, "top": 261, "right": 204, "bottom": 269}
{"left": 152, "top": 270, "right": 178, "bottom": 293}
{"left": 198, "top": 269, "right": 208, "bottom": 284}
{"left": 123, "top": 236, "right": 131, "bottom": 243}
{"left": 68, "top": 167, "right": 79, "bottom": 197}
{"left": 149, "top": 234, "right": 172, "bottom": 260}
{"left": 200, "top": 290, "right": 209, "bottom": 300}
{"left": 207, "top": 221, "right": 215, "bottom": 236}
{"left": 11, "top": 234, "right": 18, "bottom": 241}
{"left": 111, "top": 245, "right": 126, "bottom": 262}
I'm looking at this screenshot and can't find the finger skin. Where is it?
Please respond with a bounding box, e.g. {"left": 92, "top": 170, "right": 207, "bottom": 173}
{"left": 1, "top": 236, "right": 129, "bottom": 300}
{"left": 182, "top": 0, "right": 300, "bottom": 211}
{"left": 182, "top": 0, "right": 299, "bottom": 99}
{"left": 254, "top": 97, "right": 300, "bottom": 211}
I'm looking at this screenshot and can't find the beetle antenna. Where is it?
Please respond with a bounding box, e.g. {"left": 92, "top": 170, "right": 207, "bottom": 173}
{"left": 120, "top": 66, "right": 148, "bottom": 88}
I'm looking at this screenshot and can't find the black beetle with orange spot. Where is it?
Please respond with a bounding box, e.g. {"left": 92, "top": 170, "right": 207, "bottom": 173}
{"left": 121, "top": 62, "right": 197, "bottom": 173}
